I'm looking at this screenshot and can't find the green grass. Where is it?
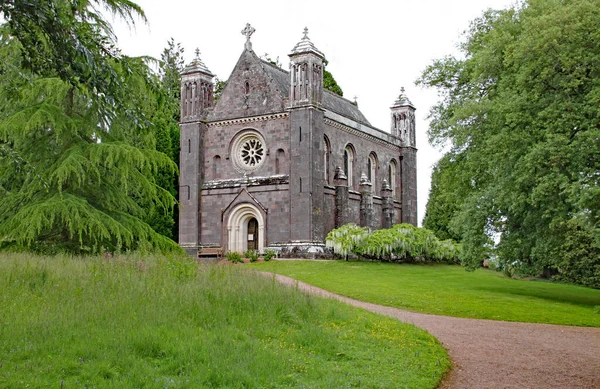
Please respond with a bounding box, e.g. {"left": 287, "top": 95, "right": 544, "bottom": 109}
{"left": 0, "top": 254, "right": 449, "bottom": 388}
{"left": 249, "top": 261, "right": 600, "bottom": 327}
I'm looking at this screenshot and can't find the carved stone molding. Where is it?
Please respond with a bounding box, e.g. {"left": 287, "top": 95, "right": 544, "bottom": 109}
{"left": 324, "top": 118, "right": 401, "bottom": 151}
{"left": 208, "top": 113, "right": 288, "bottom": 128}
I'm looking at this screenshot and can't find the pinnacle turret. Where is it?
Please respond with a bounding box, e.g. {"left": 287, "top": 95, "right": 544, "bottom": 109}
{"left": 391, "top": 87, "right": 415, "bottom": 109}
{"left": 289, "top": 27, "right": 324, "bottom": 58}
{"left": 183, "top": 48, "right": 214, "bottom": 77}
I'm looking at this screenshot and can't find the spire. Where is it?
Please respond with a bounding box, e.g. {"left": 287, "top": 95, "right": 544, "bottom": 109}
{"left": 241, "top": 23, "right": 256, "bottom": 51}
{"left": 391, "top": 87, "right": 415, "bottom": 109}
{"left": 290, "top": 27, "right": 324, "bottom": 58}
{"left": 183, "top": 48, "right": 214, "bottom": 76}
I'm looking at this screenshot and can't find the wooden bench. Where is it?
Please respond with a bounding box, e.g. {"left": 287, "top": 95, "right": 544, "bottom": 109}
{"left": 197, "top": 247, "right": 223, "bottom": 259}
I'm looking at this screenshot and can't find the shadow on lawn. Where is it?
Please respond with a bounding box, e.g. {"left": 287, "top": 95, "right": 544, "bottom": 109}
{"left": 473, "top": 284, "right": 600, "bottom": 307}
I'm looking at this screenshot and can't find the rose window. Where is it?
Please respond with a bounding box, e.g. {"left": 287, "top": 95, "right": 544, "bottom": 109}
{"left": 240, "top": 138, "right": 264, "bottom": 167}
{"left": 231, "top": 130, "right": 267, "bottom": 172}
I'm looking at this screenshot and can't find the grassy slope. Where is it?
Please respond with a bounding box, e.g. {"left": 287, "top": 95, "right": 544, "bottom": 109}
{"left": 250, "top": 261, "right": 600, "bottom": 327}
{"left": 0, "top": 254, "right": 449, "bottom": 388}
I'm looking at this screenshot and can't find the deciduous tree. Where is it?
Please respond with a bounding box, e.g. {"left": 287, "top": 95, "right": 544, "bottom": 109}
{"left": 418, "top": 0, "right": 600, "bottom": 287}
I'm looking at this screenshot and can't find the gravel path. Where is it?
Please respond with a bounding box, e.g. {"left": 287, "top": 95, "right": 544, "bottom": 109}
{"left": 268, "top": 273, "right": 600, "bottom": 389}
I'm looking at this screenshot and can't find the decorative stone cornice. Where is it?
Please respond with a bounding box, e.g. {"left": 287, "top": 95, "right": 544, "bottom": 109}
{"left": 207, "top": 113, "right": 288, "bottom": 128}
{"left": 324, "top": 118, "right": 402, "bottom": 151}
{"left": 203, "top": 174, "right": 289, "bottom": 190}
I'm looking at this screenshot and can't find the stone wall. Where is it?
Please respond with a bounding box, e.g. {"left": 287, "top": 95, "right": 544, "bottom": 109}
{"left": 324, "top": 120, "right": 405, "bottom": 225}
{"left": 324, "top": 186, "right": 336, "bottom": 235}
{"left": 209, "top": 50, "right": 287, "bottom": 121}
{"left": 200, "top": 182, "right": 290, "bottom": 249}
{"left": 178, "top": 121, "right": 204, "bottom": 250}
{"left": 203, "top": 116, "right": 290, "bottom": 180}
{"left": 400, "top": 147, "right": 418, "bottom": 225}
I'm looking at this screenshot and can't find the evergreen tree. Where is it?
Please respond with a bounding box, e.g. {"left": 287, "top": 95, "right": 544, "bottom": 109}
{"left": 0, "top": 1, "right": 182, "bottom": 254}
{"left": 146, "top": 38, "right": 186, "bottom": 240}
{"left": 0, "top": 0, "right": 147, "bottom": 124}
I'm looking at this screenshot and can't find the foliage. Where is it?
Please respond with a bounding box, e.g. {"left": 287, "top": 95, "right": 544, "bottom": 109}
{"left": 326, "top": 223, "right": 461, "bottom": 263}
{"left": 146, "top": 38, "right": 185, "bottom": 239}
{"left": 553, "top": 220, "right": 600, "bottom": 288}
{"left": 263, "top": 249, "right": 277, "bottom": 262}
{"left": 258, "top": 53, "right": 343, "bottom": 97}
{"left": 0, "top": 254, "right": 450, "bottom": 388}
{"left": 0, "top": 3, "right": 181, "bottom": 254}
{"left": 322, "top": 58, "right": 343, "bottom": 96}
{"left": 422, "top": 154, "right": 466, "bottom": 242}
{"left": 213, "top": 77, "right": 227, "bottom": 102}
{"left": 251, "top": 260, "right": 600, "bottom": 327}
{"left": 417, "top": 0, "right": 600, "bottom": 285}
{"left": 325, "top": 223, "right": 369, "bottom": 258}
{"left": 245, "top": 249, "right": 259, "bottom": 262}
{"left": 159, "top": 38, "right": 185, "bottom": 112}
{"left": 226, "top": 250, "right": 242, "bottom": 263}
{"left": 260, "top": 52, "right": 282, "bottom": 68}
{"left": 0, "top": 0, "right": 146, "bottom": 125}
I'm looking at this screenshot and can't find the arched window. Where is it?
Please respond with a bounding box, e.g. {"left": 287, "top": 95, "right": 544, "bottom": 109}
{"left": 183, "top": 83, "right": 190, "bottom": 117}
{"left": 389, "top": 159, "right": 397, "bottom": 197}
{"left": 213, "top": 155, "right": 221, "bottom": 179}
{"left": 368, "top": 153, "right": 377, "bottom": 193}
{"left": 324, "top": 136, "right": 331, "bottom": 184}
{"left": 276, "top": 149, "right": 286, "bottom": 174}
{"left": 344, "top": 144, "right": 354, "bottom": 188}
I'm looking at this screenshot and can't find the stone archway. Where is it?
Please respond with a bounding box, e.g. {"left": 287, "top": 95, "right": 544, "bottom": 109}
{"left": 226, "top": 203, "right": 265, "bottom": 253}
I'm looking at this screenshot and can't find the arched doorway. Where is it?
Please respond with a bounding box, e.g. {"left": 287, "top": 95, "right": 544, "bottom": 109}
{"left": 247, "top": 218, "right": 258, "bottom": 250}
{"left": 226, "top": 203, "right": 265, "bottom": 253}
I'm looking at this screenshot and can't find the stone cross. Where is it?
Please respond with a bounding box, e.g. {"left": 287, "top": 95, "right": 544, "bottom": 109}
{"left": 302, "top": 27, "right": 309, "bottom": 40}
{"left": 241, "top": 23, "right": 256, "bottom": 50}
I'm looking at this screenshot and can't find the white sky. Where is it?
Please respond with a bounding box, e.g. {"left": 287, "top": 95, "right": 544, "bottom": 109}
{"left": 112, "top": 0, "right": 515, "bottom": 225}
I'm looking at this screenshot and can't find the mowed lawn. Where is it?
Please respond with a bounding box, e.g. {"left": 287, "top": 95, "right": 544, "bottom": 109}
{"left": 0, "top": 254, "right": 449, "bottom": 388}
{"left": 250, "top": 261, "right": 600, "bottom": 327}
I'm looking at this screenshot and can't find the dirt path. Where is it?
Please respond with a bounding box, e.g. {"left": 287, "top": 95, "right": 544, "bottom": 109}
{"left": 268, "top": 273, "right": 600, "bottom": 389}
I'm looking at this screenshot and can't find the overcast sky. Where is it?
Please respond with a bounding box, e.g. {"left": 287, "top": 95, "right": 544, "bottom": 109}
{"left": 112, "top": 0, "right": 515, "bottom": 225}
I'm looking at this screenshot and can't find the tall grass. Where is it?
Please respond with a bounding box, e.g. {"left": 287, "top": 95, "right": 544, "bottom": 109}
{"left": 0, "top": 253, "right": 449, "bottom": 388}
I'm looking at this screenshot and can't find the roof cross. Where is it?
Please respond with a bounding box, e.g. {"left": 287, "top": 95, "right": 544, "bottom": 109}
{"left": 302, "top": 27, "right": 309, "bottom": 40}
{"left": 241, "top": 23, "right": 256, "bottom": 50}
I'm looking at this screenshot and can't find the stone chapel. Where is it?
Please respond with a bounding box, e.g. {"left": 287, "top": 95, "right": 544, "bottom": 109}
{"left": 179, "top": 25, "right": 417, "bottom": 257}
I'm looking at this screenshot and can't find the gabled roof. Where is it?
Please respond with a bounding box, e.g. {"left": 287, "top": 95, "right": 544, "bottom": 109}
{"left": 258, "top": 59, "right": 372, "bottom": 126}
{"left": 209, "top": 50, "right": 287, "bottom": 120}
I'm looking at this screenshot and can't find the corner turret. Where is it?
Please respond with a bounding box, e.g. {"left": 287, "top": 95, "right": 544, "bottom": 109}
{"left": 181, "top": 49, "right": 214, "bottom": 123}
{"left": 390, "top": 87, "right": 416, "bottom": 147}
{"left": 288, "top": 28, "right": 324, "bottom": 107}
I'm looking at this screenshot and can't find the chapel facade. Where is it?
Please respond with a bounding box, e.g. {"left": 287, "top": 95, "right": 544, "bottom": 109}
{"left": 179, "top": 25, "right": 417, "bottom": 257}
